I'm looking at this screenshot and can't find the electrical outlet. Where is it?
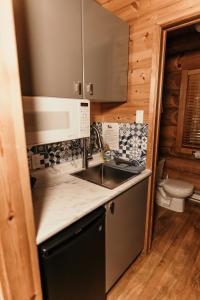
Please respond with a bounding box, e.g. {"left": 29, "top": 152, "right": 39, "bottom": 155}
{"left": 136, "top": 110, "right": 144, "bottom": 124}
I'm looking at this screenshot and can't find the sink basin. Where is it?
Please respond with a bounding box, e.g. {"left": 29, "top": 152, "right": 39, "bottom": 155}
{"left": 73, "top": 163, "right": 137, "bottom": 189}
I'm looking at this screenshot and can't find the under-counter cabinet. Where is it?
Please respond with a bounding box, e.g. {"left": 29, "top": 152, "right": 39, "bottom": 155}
{"left": 105, "top": 178, "right": 148, "bottom": 292}
{"left": 14, "top": 0, "right": 129, "bottom": 102}
{"left": 39, "top": 207, "right": 106, "bottom": 300}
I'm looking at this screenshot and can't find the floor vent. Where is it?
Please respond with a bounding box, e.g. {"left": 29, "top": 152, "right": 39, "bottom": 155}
{"left": 188, "top": 191, "right": 200, "bottom": 205}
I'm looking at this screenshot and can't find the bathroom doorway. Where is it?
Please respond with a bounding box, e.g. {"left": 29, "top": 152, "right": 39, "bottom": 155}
{"left": 152, "top": 20, "right": 200, "bottom": 233}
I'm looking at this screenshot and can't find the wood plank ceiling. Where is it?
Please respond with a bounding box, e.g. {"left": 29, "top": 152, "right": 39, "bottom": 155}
{"left": 96, "top": 0, "right": 139, "bottom": 22}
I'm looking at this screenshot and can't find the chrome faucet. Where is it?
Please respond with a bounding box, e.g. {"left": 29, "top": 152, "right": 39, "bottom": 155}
{"left": 91, "top": 124, "right": 104, "bottom": 150}
{"left": 82, "top": 124, "right": 103, "bottom": 169}
{"left": 82, "top": 138, "right": 89, "bottom": 169}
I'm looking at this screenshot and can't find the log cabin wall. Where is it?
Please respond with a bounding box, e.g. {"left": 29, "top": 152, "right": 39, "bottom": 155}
{"left": 95, "top": 0, "right": 200, "bottom": 170}
{"left": 159, "top": 28, "right": 200, "bottom": 191}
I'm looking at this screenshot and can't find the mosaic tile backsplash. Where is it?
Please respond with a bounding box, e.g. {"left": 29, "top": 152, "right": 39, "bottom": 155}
{"left": 93, "top": 122, "right": 148, "bottom": 167}
{"left": 27, "top": 139, "right": 82, "bottom": 170}
{"left": 28, "top": 122, "right": 148, "bottom": 170}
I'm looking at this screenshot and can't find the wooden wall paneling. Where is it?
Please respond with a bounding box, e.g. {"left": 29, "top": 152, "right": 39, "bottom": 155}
{"left": 167, "top": 33, "right": 200, "bottom": 55}
{"left": 165, "top": 157, "right": 200, "bottom": 175}
{"left": 112, "top": 5, "right": 138, "bottom": 22}
{"left": 99, "top": 0, "right": 139, "bottom": 12}
{"left": 165, "top": 55, "right": 183, "bottom": 73}
{"left": 163, "top": 92, "right": 179, "bottom": 109}
{"left": 155, "top": 1, "right": 200, "bottom": 27}
{"left": 160, "top": 125, "right": 177, "bottom": 139}
{"left": 129, "top": 49, "right": 152, "bottom": 69}
{"left": 90, "top": 102, "right": 103, "bottom": 122}
{"left": 128, "top": 82, "right": 150, "bottom": 100}
{"left": 137, "top": 0, "right": 200, "bottom": 27}
{"left": 166, "top": 51, "right": 200, "bottom": 73}
{"left": 128, "top": 68, "right": 151, "bottom": 85}
{"left": 160, "top": 110, "right": 178, "bottom": 126}
{"left": 165, "top": 71, "right": 181, "bottom": 90}
{"left": 159, "top": 139, "right": 176, "bottom": 149}
{"left": 130, "top": 28, "right": 153, "bottom": 53}
{"left": 139, "top": 0, "right": 183, "bottom": 15}
{"left": 0, "top": 1, "right": 42, "bottom": 299}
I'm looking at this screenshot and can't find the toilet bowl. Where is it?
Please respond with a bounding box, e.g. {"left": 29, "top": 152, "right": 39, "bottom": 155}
{"left": 156, "top": 159, "right": 194, "bottom": 212}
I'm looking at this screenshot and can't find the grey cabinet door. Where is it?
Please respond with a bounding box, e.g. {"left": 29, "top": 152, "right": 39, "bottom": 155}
{"left": 105, "top": 179, "right": 148, "bottom": 292}
{"left": 82, "top": 0, "right": 129, "bottom": 102}
{"left": 15, "top": 0, "right": 83, "bottom": 98}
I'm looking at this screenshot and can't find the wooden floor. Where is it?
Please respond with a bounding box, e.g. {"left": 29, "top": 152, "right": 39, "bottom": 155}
{"left": 107, "top": 202, "right": 200, "bottom": 300}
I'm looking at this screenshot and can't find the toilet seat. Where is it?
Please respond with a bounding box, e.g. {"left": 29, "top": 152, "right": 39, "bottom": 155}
{"left": 156, "top": 159, "right": 194, "bottom": 212}
{"left": 162, "top": 178, "right": 194, "bottom": 198}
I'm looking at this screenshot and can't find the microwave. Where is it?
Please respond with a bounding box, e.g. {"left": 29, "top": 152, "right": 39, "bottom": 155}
{"left": 23, "top": 96, "right": 90, "bottom": 146}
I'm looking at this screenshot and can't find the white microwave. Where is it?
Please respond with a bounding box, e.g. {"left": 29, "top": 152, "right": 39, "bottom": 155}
{"left": 23, "top": 96, "right": 90, "bottom": 146}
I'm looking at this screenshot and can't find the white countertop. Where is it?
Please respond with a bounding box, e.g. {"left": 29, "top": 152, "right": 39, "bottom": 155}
{"left": 32, "top": 155, "right": 151, "bottom": 245}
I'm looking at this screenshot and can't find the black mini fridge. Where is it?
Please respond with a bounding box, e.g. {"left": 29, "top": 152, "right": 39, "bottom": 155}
{"left": 38, "top": 207, "right": 106, "bottom": 300}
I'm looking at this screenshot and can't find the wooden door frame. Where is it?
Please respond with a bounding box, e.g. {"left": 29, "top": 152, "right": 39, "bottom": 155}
{"left": 145, "top": 14, "right": 200, "bottom": 252}
{"left": 0, "top": 1, "right": 42, "bottom": 299}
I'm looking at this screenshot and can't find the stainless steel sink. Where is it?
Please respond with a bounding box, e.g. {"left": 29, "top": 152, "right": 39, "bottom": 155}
{"left": 73, "top": 163, "right": 137, "bottom": 189}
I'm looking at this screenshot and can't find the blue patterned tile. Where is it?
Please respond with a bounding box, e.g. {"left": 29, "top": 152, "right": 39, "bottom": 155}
{"left": 28, "top": 122, "right": 148, "bottom": 170}
{"left": 118, "top": 122, "right": 148, "bottom": 166}
{"left": 28, "top": 139, "right": 83, "bottom": 170}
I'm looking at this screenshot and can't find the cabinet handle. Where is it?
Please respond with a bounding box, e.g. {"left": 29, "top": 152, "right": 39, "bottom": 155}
{"left": 78, "top": 82, "right": 82, "bottom": 95}
{"left": 110, "top": 202, "right": 115, "bottom": 214}
{"left": 86, "top": 83, "right": 94, "bottom": 96}
{"left": 74, "top": 81, "right": 82, "bottom": 96}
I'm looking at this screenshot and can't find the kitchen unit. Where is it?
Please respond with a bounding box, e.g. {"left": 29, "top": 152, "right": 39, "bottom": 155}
{"left": 32, "top": 157, "right": 151, "bottom": 299}
{"left": 14, "top": 0, "right": 129, "bottom": 102}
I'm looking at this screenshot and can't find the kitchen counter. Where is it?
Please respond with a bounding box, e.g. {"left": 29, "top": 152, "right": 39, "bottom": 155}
{"left": 32, "top": 156, "right": 151, "bottom": 244}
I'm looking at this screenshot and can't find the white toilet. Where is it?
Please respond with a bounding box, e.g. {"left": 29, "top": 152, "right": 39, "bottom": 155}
{"left": 156, "top": 159, "right": 194, "bottom": 212}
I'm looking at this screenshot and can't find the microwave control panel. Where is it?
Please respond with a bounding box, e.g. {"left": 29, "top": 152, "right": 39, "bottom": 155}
{"left": 80, "top": 101, "right": 90, "bottom": 137}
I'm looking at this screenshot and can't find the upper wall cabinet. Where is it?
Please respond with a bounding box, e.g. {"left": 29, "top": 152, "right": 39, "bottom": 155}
{"left": 14, "top": 0, "right": 129, "bottom": 102}
{"left": 15, "top": 0, "right": 83, "bottom": 99}
{"left": 83, "top": 0, "right": 129, "bottom": 102}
